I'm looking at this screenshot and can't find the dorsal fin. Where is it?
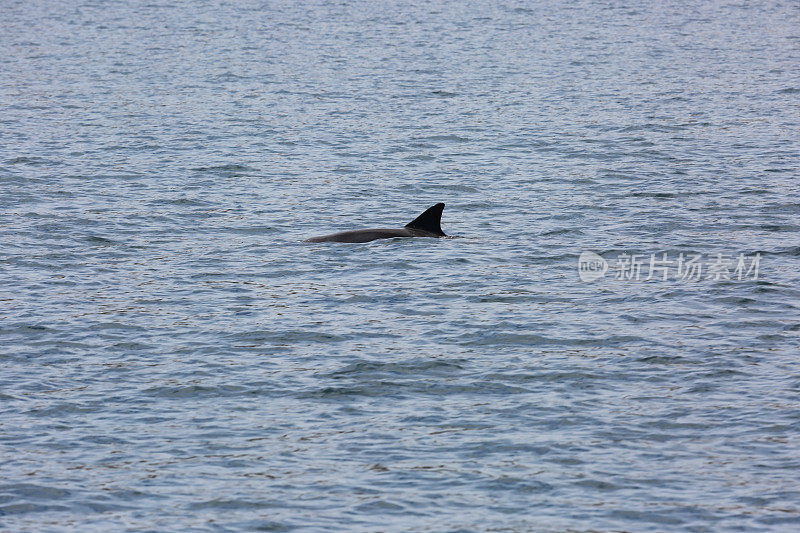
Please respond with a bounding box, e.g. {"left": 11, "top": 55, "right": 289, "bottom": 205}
{"left": 405, "top": 203, "right": 446, "bottom": 236}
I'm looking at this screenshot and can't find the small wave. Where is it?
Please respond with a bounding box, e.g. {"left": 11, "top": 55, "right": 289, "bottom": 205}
{"left": 188, "top": 499, "right": 279, "bottom": 511}
{"left": 457, "top": 333, "right": 645, "bottom": 347}
{"left": 190, "top": 164, "right": 258, "bottom": 175}
{"left": 327, "top": 358, "right": 465, "bottom": 378}
{"left": 300, "top": 381, "right": 530, "bottom": 399}
{"left": 0, "top": 483, "right": 71, "bottom": 500}
{"left": 430, "top": 90, "right": 458, "bottom": 97}
{"left": 414, "top": 134, "right": 471, "bottom": 143}
{"left": 5, "top": 156, "right": 51, "bottom": 165}
{"left": 148, "top": 197, "right": 211, "bottom": 207}
{"left": 353, "top": 500, "right": 406, "bottom": 513}
{"left": 140, "top": 384, "right": 247, "bottom": 399}
{"left": 85, "top": 235, "right": 117, "bottom": 245}
{"left": 0, "top": 503, "right": 72, "bottom": 515}
{"left": 226, "top": 329, "right": 346, "bottom": 344}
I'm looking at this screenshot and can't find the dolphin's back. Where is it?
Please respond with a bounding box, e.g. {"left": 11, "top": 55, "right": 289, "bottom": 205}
{"left": 305, "top": 228, "right": 414, "bottom": 243}
{"left": 305, "top": 203, "right": 447, "bottom": 243}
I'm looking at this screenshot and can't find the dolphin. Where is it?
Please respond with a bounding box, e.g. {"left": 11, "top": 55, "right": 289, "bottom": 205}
{"left": 305, "top": 203, "right": 447, "bottom": 243}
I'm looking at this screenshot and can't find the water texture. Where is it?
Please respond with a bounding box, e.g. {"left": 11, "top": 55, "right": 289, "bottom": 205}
{"left": 2, "top": 0, "right": 800, "bottom": 531}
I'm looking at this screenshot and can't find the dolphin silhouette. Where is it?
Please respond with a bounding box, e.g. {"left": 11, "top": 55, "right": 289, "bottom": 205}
{"left": 305, "top": 203, "right": 447, "bottom": 243}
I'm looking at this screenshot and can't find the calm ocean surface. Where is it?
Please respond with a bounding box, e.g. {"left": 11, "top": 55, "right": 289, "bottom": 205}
{"left": 2, "top": 0, "right": 800, "bottom": 531}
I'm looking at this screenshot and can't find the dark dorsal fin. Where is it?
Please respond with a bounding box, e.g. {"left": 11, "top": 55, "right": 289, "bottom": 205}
{"left": 405, "top": 203, "right": 446, "bottom": 236}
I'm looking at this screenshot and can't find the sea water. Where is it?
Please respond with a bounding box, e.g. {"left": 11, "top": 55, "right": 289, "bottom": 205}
{"left": 2, "top": 0, "right": 800, "bottom": 530}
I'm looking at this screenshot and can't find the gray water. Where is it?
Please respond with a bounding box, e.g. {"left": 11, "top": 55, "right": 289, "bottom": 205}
{"left": 2, "top": 0, "right": 800, "bottom": 531}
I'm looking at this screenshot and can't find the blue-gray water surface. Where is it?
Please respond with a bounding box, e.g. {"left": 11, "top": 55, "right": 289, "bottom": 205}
{"left": 2, "top": 0, "right": 800, "bottom": 531}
